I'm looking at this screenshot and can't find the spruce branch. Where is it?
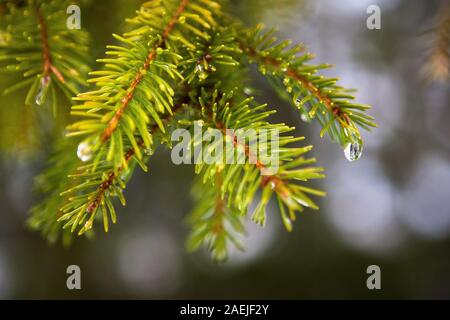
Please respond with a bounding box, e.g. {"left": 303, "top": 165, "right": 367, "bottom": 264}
{"left": 185, "top": 89, "right": 326, "bottom": 226}
{"left": 68, "top": 0, "right": 222, "bottom": 171}
{"left": 99, "top": 0, "right": 189, "bottom": 144}
{"left": 57, "top": 22, "right": 242, "bottom": 239}
{"left": 37, "top": 6, "right": 64, "bottom": 84}
{"left": 39, "top": 99, "right": 188, "bottom": 237}
{"left": 187, "top": 173, "right": 246, "bottom": 262}
{"left": 30, "top": 0, "right": 225, "bottom": 241}
{"left": 0, "top": 0, "right": 90, "bottom": 112}
{"left": 26, "top": 0, "right": 376, "bottom": 261}
{"left": 27, "top": 136, "right": 82, "bottom": 244}
{"left": 177, "top": 82, "right": 325, "bottom": 259}
{"left": 238, "top": 25, "right": 377, "bottom": 150}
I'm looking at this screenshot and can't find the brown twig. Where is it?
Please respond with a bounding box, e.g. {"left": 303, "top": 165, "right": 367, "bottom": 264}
{"left": 37, "top": 8, "right": 65, "bottom": 83}
{"left": 240, "top": 43, "right": 350, "bottom": 124}
{"left": 100, "top": 0, "right": 190, "bottom": 143}
{"left": 86, "top": 101, "right": 188, "bottom": 214}
{"left": 213, "top": 112, "right": 290, "bottom": 199}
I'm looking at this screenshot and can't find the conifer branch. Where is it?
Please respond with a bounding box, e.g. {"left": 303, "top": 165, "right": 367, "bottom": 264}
{"left": 56, "top": 96, "right": 189, "bottom": 236}
{"left": 187, "top": 173, "right": 246, "bottom": 262}
{"left": 181, "top": 88, "right": 325, "bottom": 260}
{"left": 30, "top": 0, "right": 224, "bottom": 240}
{"left": 180, "top": 89, "right": 325, "bottom": 239}
{"left": 0, "top": 0, "right": 90, "bottom": 110}
{"left": 69, "top": 0, "right": 222, "bottom": 171}
{"left": 84, "top": 102, "right": 188, "bottom": 219}
{"left": 238, "top": 25, "right": 377, "bottom": 148}
{"left": 28, "top": 137, "right": 81, "bottom": 244}
{"left": 26, "top": 0, "right": 376, "bottom": 261}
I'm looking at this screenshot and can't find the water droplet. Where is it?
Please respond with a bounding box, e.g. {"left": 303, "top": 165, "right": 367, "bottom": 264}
{"left": 35, "top": 76, "right": 51, "bottom": 106}
{"left": 156, "top": 47, "right": 164, "bottom": 55}
{"left": 178, "top": 16, "right": 186, "bottom": 24}
{"left": 120, "top": 169, "right": 131, "bottom": 181}
{"left": 243, "top": 87, "right": 253, "bottom": 96}
{"left": 344, "top": 141, "right": 363, "bottom": 162}
{"left": 144, "top": 148, "right": 154, "bottom": 156}
{"left": 300, "top": 113, "right": 311, "bottom": 123}
{"left": 269, "top": 181, "right": 276, "bottom": 190}
{"left": 195, "top": 64, "right": 208, "bottom": 81}
{"left": 77, "top": 141, "right": 93, "bottom": 162}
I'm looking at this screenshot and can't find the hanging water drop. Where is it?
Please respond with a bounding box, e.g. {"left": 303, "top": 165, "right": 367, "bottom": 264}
{"left": 35, "top": 75, "right": 51, "bottom": 106}
{"left": 195, "top": 64, "right": 208, "bottom": 81}
{"left": 77, "top": 141, "right": 93, "bottom": 162}
{"left": 300, "top": 112, "right": 311, "bottom": 123}
{"left": 84, "top": 220, "right": 93, "bottom": 231}
{"left": 344, "top": 141, "right": 363, "bottom": 162}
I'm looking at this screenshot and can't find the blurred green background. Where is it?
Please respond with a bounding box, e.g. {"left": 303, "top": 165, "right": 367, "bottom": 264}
{"left": 1, "top": 0, "right": 450, "bottom": 299}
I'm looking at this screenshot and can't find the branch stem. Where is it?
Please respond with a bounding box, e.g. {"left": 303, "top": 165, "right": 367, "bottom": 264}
{"left": 37, "top": 7, "right": 65, "bottom": 83}
{"left": 100, "top": 0, "right": 190, "bottom": 143}
{"left": 239, "top": 42, "right": 350, "bottom": 124}
{"left": 86, "top": 101, "right": 188, "bottom": 214}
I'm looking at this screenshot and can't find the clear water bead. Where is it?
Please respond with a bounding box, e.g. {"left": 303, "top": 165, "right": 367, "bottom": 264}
{"left": 35, "top": 76, "right": 51, "bottom": 106}
{"left": 300, "top": 113, "right": 311, "bottom": 123}
{"left": 77, "top": 142, "right": 93, "bottom": 162}
{"left": 195, "top": 64, "right": 208, "bottom": 81}
{"left": 84, "top": 220, "right": 93, "bottom": 231}
{"left": 344, "top": 142, "right": 363, "bottom": 162}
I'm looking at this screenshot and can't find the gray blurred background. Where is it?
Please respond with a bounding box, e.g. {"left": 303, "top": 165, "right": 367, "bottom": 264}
{"left": 0, "top": 0, "right": 449, "bottom": 299}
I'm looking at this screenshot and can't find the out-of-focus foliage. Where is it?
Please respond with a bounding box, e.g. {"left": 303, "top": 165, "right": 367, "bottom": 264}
{"left": 230, "top": 0, "right": 310, "bottom": 26}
